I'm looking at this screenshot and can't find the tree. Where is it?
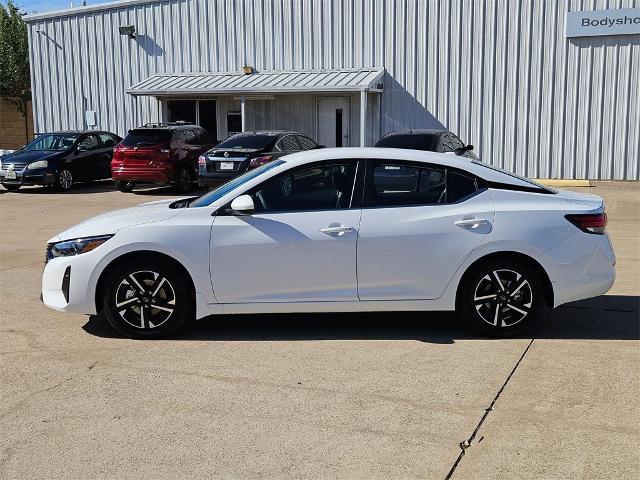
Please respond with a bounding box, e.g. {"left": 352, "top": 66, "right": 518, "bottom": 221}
{"left": 0, "top": 1, "right": 31, "bottom": 142}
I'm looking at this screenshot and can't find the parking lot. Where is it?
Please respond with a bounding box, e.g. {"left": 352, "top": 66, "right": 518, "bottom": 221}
{"left": 0, "top": 181, "right": 638, "bottom": 479}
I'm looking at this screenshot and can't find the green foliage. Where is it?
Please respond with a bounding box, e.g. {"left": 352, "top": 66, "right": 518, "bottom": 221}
{"left": 0, "top": 0, "right": 31, "bottom": 114}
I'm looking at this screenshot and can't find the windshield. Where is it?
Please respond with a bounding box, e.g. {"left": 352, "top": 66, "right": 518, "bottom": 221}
{"left": 23, "top": 133, "right": 79, "bottom": 151}
{"left": 121, "top": 129, "right": 172, "bottom": 147}
{"left": 472, "top": 160, "right": 554, "bottom": 191}
{"left": 190, "top": 160, "right": 285, "bottom": 208}
{"left": 216, "top": 134, "right": 276, "bottom": 150}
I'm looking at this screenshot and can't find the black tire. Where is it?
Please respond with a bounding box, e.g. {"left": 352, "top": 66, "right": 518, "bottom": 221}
{"left": 115, "top": 181, "right": 135, "bottom": 192}
{"left": 458, "top": 259, "right": 546, "bottom": 337}
{"left": 174, "top": 166, "right": 194, "bottom": 194}
{"left": 100, "top": 258, "right": 193, "bottom": 339}
{"left": 2, "top": 183, "right": 20, "bottom": 191}
{"left": 55, "top": 168, "right": 74, "bottom": 191}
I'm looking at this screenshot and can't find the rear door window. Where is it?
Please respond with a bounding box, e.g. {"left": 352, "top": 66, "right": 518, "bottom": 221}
{"left": 99, "top": 133, "right": 116, "bottom": 147}
{"left": 446, "top": 171, "right": 478, "bottom": 202}
{"left": 121, "top": 129, "right": 171, "bottom": 147}
{"left": 367, "top": 163, "right": 446, "bottom": 207}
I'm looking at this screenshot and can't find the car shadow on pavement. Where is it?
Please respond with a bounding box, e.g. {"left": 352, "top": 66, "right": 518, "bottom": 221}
{"left": 82, "top": 295, "right": 639, "bottom": 343}
{"left": 5, "top": 180, "right": 117, "bottom": 194}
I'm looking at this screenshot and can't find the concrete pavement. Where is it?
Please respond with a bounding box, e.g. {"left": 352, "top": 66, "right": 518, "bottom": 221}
{"left": 0, "top": 181, "right": 638, "bottom": 479}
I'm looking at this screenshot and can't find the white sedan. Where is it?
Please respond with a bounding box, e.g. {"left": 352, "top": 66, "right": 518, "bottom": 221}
{"left": 41, "top": 148, "right": 615, "bottom": 338}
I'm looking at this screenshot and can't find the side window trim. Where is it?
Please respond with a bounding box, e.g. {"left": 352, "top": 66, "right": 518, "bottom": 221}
{"left": 363, "top": 159, "right": 480, "bottom": 208}
{"left": 237, "top": 159, "right": 361, "bottom": 214}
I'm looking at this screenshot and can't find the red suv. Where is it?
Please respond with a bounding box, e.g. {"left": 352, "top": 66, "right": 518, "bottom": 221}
{"left": 111, "top": 122, "right": 216, "bottom": 193}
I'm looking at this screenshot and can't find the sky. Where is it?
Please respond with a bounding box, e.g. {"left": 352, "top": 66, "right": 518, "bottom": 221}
{"left": 6, "top": 0, "right": 118, "bottom": 14}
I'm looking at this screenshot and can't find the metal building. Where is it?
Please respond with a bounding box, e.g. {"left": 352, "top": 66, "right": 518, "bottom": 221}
{"left": 25, "top": 0, "right": 640, "bottom": 179}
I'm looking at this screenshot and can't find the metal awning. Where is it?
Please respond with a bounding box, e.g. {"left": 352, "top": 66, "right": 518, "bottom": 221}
{"left": 127, "top": 68, "right": 385, "bottom": 96}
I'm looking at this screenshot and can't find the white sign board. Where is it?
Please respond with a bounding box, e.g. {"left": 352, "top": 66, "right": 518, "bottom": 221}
{"left": 566, "top": 8, "right": 640, "bottom": 37}
{"left": 85, "top": 110, "right": 97, "bottom": 127}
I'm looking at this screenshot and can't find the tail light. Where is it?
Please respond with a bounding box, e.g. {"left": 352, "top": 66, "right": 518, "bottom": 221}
{"left": 198, "top": 155, "right": 207, "bottom": 165}
{"left": 249, "top": 155, "right": 273, "bottom": 168}
{"left": 565, "top": 213, "right": 607, "bottom": 234}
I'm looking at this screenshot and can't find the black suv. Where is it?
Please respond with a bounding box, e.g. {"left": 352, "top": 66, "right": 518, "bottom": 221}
{"left": 0, "top": 131, "right": 121, "bottom": 192}
{"left": 375, "top": 129, "right": 477, "bottom": 159}
{"left": 112, "top": 122, "right": 217, "bottom": 193}
{"left": 197, "top": 131, "right": 322, "bottom": 187}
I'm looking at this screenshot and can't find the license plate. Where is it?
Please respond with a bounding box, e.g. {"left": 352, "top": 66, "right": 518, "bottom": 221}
{"left": 5, "top": 170, "right": 16, "bottom": 179}
{"left": 219, "top": 162, "right": 235, "bottom": 170}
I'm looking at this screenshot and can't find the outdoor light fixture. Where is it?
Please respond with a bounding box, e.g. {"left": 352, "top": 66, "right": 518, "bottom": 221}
{"left": 119, "top": 25, "right": 136, "bottom": 39}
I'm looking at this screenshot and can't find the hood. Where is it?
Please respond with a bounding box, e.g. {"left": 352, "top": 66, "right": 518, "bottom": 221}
{"left": 554, "top": 189, "right": 604, "bottom": 209}
{"left": 51, "top": 198, "right": 181, "bottom": 242}
{"left": 2, "top": 149, "right": 65, "bottom": 167}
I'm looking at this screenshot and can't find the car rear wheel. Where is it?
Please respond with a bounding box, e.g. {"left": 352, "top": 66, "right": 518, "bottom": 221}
{"left": 115, "top": 181, "right": 135, "bottom": 192}
{"left": 2, "top": 183, "right": 20, "bottom": 191}
{"left": 55, "top": 168, "right": 74, "bottom": 191}
{"left": 101, "top": 259, "right": 192, "bottom": 339}
{"left": 458, "top": 259, "right": 546, "bottom": 337}
{"left": 174, "top": 166, "right": 193, "bottom": 193}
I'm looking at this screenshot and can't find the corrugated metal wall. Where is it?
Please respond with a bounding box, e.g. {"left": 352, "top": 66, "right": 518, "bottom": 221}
{"left": 27, "top": 0, "right": 640, "bottom": 179}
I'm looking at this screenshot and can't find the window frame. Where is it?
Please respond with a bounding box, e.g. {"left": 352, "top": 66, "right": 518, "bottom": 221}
{"left": 221, "top": 159, "right": 363, "bottom": 215}
{"left": 362, "top": 159, "right": 482, "bottom": 209}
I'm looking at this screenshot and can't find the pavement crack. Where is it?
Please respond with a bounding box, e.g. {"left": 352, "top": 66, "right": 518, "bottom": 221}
{"left": 444, "top": 337, "right": 536, "bottom": 480}
{"left": 0, "top": 360, "right": 98, "bottom": 420}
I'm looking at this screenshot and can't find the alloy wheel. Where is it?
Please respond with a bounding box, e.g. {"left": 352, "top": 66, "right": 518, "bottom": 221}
{"left": 473, "top": 269, "right": 533, "bottom": 328}
{"left": 114, "top": 270, "right": 176, "bottom": 329}
{"left": 59, "top": 169, "right": 73, "bottom": 190}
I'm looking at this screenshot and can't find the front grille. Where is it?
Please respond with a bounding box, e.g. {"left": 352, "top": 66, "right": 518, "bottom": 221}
{"left": 61, "top": 266, "right": 71, "bottom": 303}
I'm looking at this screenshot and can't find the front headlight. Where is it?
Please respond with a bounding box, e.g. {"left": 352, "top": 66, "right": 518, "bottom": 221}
{"left": 27, "top": 160, "right": 48, "bottom": 169}
{"left": 46, "top": 235, "right": 114, "bottom": 262}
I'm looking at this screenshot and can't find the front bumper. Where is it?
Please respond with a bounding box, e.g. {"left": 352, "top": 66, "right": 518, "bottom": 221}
{"left": 42, "top": 252, "right": 100, "bottom": 315}
{"left": 0, "top": 168, "right": 55, "bottom": 186}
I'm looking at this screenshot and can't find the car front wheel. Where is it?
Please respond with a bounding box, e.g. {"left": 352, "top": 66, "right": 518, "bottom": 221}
{"left": 101, "top": 259, "right": 192, "bottom": 339}
{"left": 56, "top": 168, "right": 74, "bottom": 191}
{"left": 458, "top": 259, "right": 546, "bottom": 337}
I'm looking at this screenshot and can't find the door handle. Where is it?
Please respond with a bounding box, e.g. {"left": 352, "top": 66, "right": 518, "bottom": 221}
{"left": 320, "top": 225, "right": 355, "bottom": 236}
{"left": 454, "top": 218, "right": 490, "bottom": 229}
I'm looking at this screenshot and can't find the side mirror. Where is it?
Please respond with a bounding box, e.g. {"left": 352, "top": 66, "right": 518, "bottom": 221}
{"left": 227, "top": 194, "right": 255, "bottom": 215}
{"left": 76, "top": 146, "right": 87, "bottom": 153}
{"left": 454, "top": 144, "right": 474, "bottom": 156}
{"left": 316, "top": 144, "right": 326, "bottom": 149}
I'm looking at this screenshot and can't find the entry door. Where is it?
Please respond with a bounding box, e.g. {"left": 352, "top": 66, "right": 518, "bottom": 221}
{"left": 317, "top": 97, "right": 350, "bottom": 147}
{"left": 356, "top": 161, "right": 494, "bottom": 300}
{"left": 210, "top": 161, "right": 360, "bottom": 303}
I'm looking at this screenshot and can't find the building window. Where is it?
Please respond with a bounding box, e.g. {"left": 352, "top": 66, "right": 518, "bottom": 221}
{"left": 167, "top": 100, "right": 196, "bottom": 123}
{"left": 227, "top": 111, "right": 242, "bottom": 137}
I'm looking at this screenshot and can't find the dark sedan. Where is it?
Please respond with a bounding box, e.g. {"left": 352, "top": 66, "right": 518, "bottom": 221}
{"left": 375, "top": 129, "right": 478, "bottom": 159}
{"left": 0, "top": 131, "right": 121, "bottom": 192}
{"left": 197, "top": 131, "right": 322, "bottom": 187}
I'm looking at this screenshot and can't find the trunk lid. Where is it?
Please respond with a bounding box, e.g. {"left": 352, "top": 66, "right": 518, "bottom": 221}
{"left": 554, "top": 189, "right": 604, "bottom": 210}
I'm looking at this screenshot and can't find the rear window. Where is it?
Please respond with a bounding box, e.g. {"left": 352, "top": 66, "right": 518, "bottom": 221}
{"left": 471, "top": 160, "right": 553, "bottom": 192}
{"left": 375, "top": 133, "right": 439, "bottom": 151}
{"left": 216, "top": 134, "right": 276, "bottom": 149}
{"left": 121, "top": 129, "right": 171, "bottom": 147}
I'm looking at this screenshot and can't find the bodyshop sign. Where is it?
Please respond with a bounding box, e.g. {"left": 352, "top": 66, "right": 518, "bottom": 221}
{"left": 565, "top": 8, "right": 640, "bottom": 37}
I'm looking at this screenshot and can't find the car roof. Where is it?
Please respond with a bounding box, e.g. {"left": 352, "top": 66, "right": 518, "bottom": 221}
{"left": 382, "top": 129, "right": 448, "bottom": 137}
{"left": 278, "top": 147, "right": 537, "bottom": 188}
{"left": 229, "top": 130, "right": 301, "bottom": 137}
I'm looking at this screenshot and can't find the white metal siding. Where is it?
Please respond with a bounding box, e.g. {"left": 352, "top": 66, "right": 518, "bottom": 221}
{"left": 27, "top": 0, "right": 640, "bottom": 179}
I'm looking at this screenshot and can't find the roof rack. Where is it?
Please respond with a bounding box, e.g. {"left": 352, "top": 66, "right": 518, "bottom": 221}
{"left": 143, "top": 121, "right": 194, "bottom": 128}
